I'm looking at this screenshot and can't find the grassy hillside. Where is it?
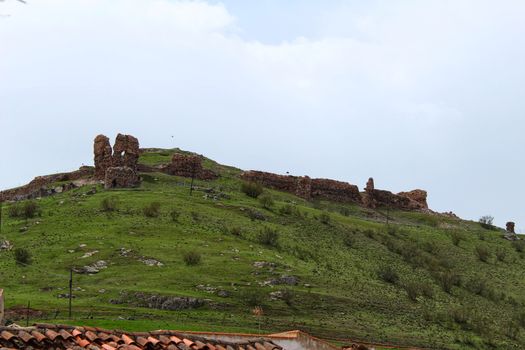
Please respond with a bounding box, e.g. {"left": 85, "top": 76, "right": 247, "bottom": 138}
{"left": 1, "top": 149, "right": 524, "bottom": 349}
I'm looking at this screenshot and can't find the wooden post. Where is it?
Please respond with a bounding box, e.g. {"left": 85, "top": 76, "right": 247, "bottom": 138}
{"left": 25, "top": 301, "right": 30, "bottom": 327}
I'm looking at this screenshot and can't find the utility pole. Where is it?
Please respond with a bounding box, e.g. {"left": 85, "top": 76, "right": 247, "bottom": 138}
{"left": 68, "top": 269, "right": 73, "bottom": 319}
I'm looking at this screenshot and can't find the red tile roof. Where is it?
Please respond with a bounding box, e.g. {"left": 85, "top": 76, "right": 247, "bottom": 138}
{"left": 0, "top": 324, "right": 283, "bottom": 350}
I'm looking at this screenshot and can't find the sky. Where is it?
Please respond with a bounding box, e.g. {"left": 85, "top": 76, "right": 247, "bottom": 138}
{"left": 1, "top": 0, "right": 525, "bottom": 230}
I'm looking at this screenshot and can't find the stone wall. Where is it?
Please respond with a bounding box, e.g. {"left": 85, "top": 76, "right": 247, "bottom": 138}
{"left": 104, "top": 166, "right": 140, "bottom": 189}
{"left": 166, "top": 154, "right": 218, "bottom": 180}
{"left": 94, "top": 134, "right": 141, "bottom": 188}
{"left": 0, "top": 167, "right": 94, "bottom": 202}
{"left": 240, "top": 171, "right": 361, "bottom": 203}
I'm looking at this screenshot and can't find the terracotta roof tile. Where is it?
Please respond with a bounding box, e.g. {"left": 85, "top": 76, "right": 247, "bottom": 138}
{"left": 0, "top": 325, "right": 284, "bottom": 350}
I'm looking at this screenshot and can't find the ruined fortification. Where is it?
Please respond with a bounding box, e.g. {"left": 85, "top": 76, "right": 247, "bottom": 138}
{"left": 240, "top": 171, "right": 428, "bottom": 211}
{"left": 165, "top": 154, "right": 218, "bottom": 180}
{"left": 1, "top": 132, "right": 429, "bottom": 213}
{"left": 93, "top": 134, "right": 140, "bottom": 189}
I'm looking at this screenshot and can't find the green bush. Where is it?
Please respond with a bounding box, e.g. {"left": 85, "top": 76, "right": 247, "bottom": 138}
{"left": 241, "top": 182, "right": 263, "bottom": 198}
{"left": 230, "top": 226, "right": 242, "bottom": 236}
{"left": 512, "top": 240, "right": 525, "bottom": 253}
{"left": 278, "top": 204, "right": 293, "bottom": 215}
{"left": 8, "top": 201, "right": 40, "bottom": 219}
{"left": 101, "top": 197, "right": 118, "bottom": 212}
{"left": 450, "top": 231, "right": 464, "bottom": 246}
{"left": 242, "top": 289, "right": 265, "bottom": 307}
{"left": 437, "top": 271, "right": 461, "bottom": 294}
{"left": 183, "top": 251, "right": 201, "bottom": 266}
{"left": 169, "top": 209, "right": 180, "bottom": 222}
{"left": 495, "top": 248, "right": 507, "bottom": 262}
{"left": 319, "top": 212, "right": 331, "bottom": 225}
{"left": 404, "top": 281, "right": 433, "bottom": 301}
{"left": 281, "top": 289, "right": 295, "bottom": 307}
{"left": 257, "top": 227, "right": 279, "bottom": 247}
{"left": 475, "top": 245, "right": 490, "bottom": 262}
{"left": 14, "top": 248, "right": 31, "bottom": 266}
{"left": 465, "top": 277, "right": 487, "bottom": 296}
{"left": 343, "top": 234, "right": 355, "bottom": 248}
{"left": 378, "top": 265, "right": 399, "bottom": 284}
{"left": 258, "top": 194, "right": 274, "bottom": 210}
{"left": 143, "top": 202, "right": 161, "bottom": 218}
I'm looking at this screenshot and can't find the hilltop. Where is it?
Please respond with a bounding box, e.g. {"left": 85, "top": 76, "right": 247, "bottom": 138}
{"left": 0, "top": 134, "right": 524, "bottom": 350}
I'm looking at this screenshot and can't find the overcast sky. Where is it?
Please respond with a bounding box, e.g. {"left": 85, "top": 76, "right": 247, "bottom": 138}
{"left": 1, "top": 0, "right": 524, "bottom": 230}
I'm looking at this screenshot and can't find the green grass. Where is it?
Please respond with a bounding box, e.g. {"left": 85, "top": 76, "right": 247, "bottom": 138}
{"left": 0, "top": 150, "right": 524, "bottom": 349}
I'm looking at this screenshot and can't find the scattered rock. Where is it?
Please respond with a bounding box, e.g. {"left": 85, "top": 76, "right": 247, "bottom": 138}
{"left": 19, "top": 226, "right": 28, "bottom": 233}
{"left": 112, "top": 291, "right": 205, "bottom": 311}
{"left": 0, "top": 240, "right": 13, "bottom": 251}
{"left": 269, "top": 291, "right": 283, "bottom": 301}
{"left": 253, "top": 261, "right": 277, "bottom": 269}
{"left": 217, "top": 290, "right": 230, "bottom": 298}
{"left": 261, "top": 275, "right": 299, "bottom": 286}
{"left": 73, "top": 260, "right": 108, "bottom": 274}
{"left": 81, "top": 250, "right": 99, "bottom": 259}
{"left": 140, "top": 258, "right": 164, "bottom": 267}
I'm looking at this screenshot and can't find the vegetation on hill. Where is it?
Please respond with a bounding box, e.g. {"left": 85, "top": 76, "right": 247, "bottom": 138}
{"left": 0, "top": 149, "right": 524, "bottom": 349}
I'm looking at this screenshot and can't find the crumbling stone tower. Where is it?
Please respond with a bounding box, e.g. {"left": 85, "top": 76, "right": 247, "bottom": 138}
{"left": 93, "top": 134, "right": 140, "bottom": 189}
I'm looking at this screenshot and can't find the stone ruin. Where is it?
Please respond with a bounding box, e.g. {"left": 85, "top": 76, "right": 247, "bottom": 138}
{"left": 240, "top": 171, "right": 361, "bottom": 203}
{"left": 94, "top": 134, "right": 140, "bottom": 189}
{"left": 506, "top": 222, "right": 515, "bottom": 234}
{"left": 240, "top": 172, "right": 428, "bottom": 211}
{"left": 165, "top": 154, "right": 218, "bottom": 180}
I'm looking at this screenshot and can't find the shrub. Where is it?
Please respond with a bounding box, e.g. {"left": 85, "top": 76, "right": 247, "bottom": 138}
{"left": 258, "top": 194, "right": 274, "bottom": 210}
{"left": 437, "top": 271, "right": 461, "bottom": 294}
{"left": 22, "top": 201, "right": 39, "bottom": 219}
{"left": 422, "top": 241, "right": 439, "bottom": 255}
{"left": 169, "top": 209, "right": 180, "bottom": 222}
{"left": 378, "top": 265, "right": 399, "bottom": 284}
{"left": 339, "top": 207, "right": 351, "bottom": 216}
{"left": 8, "top": 201, "right": 39, "bottom": 219}
{"left": 465, "top": 277, "right": 487, "bottom": 296}
{"left": 450, "top": 231, "right": 464, "bottom": 246}
{"left": 404, "top": 281, "right": 433, "bottom": 301}
{"left": 230, "top": 226, "right": 242, "bottom": 236}
{"left": 281, "top": 289, "right": 295, "bottom": 307}
{"left": 512, "top": 240, "right": 525, "bottom": 253}
{"left": 343, "top": 234, "right": 355, "bottom": 248}
{"left": 241, "top": 182, "right": 263, "bottom": 198}
{"left": 183, "top": 251, "right": 201, "bottom": 266}
{"left": 246, "top": 209, "right": 266, "bottom": 221}
{"left": 190, "top": 211, "right": 201, "bottom": 222}
{"left": 475, "top": 245, "right": 490, "bottom": 262}
{"left": 278, "top": 204, "right": 293, "bottom": 215}
{"left": 257, "top": 227, "right": 279, "bottom": 247}
{"left": 319, "top": 212, "right": 331, "bottom": 225}
{"left": 242, "top": 289, "right": 265, "bottom": 307}
{"left": 479, "top": 215, "right": 495, "bottom": 230}
{"left": 100, "top": 197, "right": 118, "bottom": 212}
{"left": 14, "top": 248, "right": 31, "bottom": 266}
{"left": 143, "top": 202, "right": 161, "bottom": 218}
{"left": 496, "top": 248, "right": 507, "bottom": 262}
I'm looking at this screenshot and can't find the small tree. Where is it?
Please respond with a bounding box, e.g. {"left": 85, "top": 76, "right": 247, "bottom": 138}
{"left": 475, "top": 245, "right": 490, "bottom": 262}
{"left": 479, "top": 215, "right": 494, "bottom": 230}
{"left": 319, "top": 212, "right": 331, "bottom": 225}
{"left": 450, "top": 231, "right": 464, "bottom": 246}
{"left": 170, "top": 209, "right": 180, "bottom": 222}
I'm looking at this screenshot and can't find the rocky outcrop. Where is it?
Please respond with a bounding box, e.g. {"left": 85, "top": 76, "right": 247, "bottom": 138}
{"left": 166, "top": 154, "right": 218, "bottom": 180}
{"left": 0, "top": 167, "right": 94, "bottom": 202}
{"left": 506, "top": 222, "right": 515, "bottom": 234}
{"left": 94, "top": 134, "right": 141, "bottom": 188}
{"left": 104, "top": 166, "right": 140, "bottom": 189}
{"left": 240, "top": 171, "right": 361, "bottom": 203}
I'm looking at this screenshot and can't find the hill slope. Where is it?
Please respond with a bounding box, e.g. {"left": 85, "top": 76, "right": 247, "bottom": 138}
{"left": 0, "top": 149, "right": 524, "bottom": 349}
